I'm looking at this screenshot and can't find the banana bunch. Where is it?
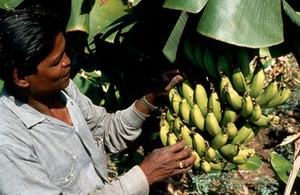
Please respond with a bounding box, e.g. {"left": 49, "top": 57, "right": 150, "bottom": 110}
{"left": 163, "top": 39, "right": 295, "bottom": 174}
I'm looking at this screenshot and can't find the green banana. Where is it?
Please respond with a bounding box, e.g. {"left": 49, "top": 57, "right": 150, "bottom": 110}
{"left": 245, "top": 56, "right": 259, "bottom": 84}
{"left": 221, "top": 106, "right": 237, "bottom": 127}
{"left": 179, "top": 98, "right": 192, "bottom": 125}
{"left": 219, "top": 143, "right": 239, "bottom": 161}
{"left": 208, "top": 83, "right": 222, "bottom": 123}
{"left": 219, "top": 74, "right": 233, "bottom": 103}
{"left": 217, "top": 55, "right": 232, "bottom": 78}
{"left": 190, "top": 104, "right": 205, "bottom": 132}
{"left": 249, "top": 66, "right": 265, "bottom": 98}
{"left": 205, "top": 111, "right": 222, "bottom": 137}
{"left": 230, "top": 123, "right": 253, "bottom": 145}
{"left": 180, "top": 124, "right": 193, "bottom": 148}
{"left": 247, "top": 101, "right": 262, "bottom": 122}
{"left": 209, "top": 130, "right": 228, "bottom": 150}
{"left": 167, "top": 131, "right": 178, "bottom": 146}
{"left": 194, "top": 40, "right": 206, "bottom": 71}
{"left": 232, "top": 67, "right": 247, "bottom": 93}
{"left": 225, "top": 85, "right": 242, "bottom": 111}
{"left": 226, "top": 122, "right": 238, "bottom": 140}
{"left": 200, "top": 159, "right": 212, "bottom": 173}
{"left": 242, "top": 130, "right": 255, "bottom": 144}
{"left": 209, "top": 160, "right": 225, "bottom": 171}
{"left": 236, "top": 47, "right": 251, "bottom": 77}
{"left": 194, "top": 83, "right": 208, "bottom": 117}
{"left": 183, "top": 35, "right": 197, "bottom": 66}
{"left": 252, "top": 114, "right": 270, "bottom": 127}
{"left": 278, "top": 87, "right": 292, "bottom": 106}
{"left": 256, "top": 80, "right": 278, "bottom": 106}
{"left": 181, "top": 79, "right": 194, "bottom": 107}
{"left": 204, "top": 47, "right": 219, "bottom": 81}
{"left": 204, "top": 146, "right": 216, "bottom": 162}
{"left": 159, "top": 117, "right": 170, "bottom": 146}
{"left": 262, "top": 85, "right": 286, "bottom": 108}
{"left": 240, "top": 91, "right": 254, "bottom": 118}
{"left": 192, "top": 132, "right": 206, "bottom": 157}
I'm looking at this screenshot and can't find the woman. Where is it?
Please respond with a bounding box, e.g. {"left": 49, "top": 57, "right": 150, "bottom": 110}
{"left": 0, "top": 4, "right": 196, "bottom": 195}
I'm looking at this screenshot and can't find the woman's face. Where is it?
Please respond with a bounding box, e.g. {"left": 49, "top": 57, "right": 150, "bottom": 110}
{"left": 25, "top": 32, "right": 71, "bottom": 97}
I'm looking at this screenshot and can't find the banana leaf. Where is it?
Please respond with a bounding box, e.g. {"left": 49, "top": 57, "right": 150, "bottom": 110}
{"left": 197, "top": 0, "right": 283, "bottom": 48}
{"left": 0, "top": 0, "right": 23, "bottom": 9}
{"left": 162, "top": 0, "right": 207, "bottom": 14}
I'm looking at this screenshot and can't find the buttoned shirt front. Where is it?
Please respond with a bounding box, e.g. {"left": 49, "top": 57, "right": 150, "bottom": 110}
{"left": 0, "top": 80, "right": 149, "bottom": 195}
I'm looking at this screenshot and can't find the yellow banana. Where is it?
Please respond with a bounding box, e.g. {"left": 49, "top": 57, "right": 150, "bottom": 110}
{"left": 231, "top": 147, "right": 255, "bottom": 165}
{"left": 200, "top": 159, "right": 212, "bottom": 173}
{"left": 219, "top": 144, "right": 239, "bottom": 161}
{"left": 247, "top": 101, "right": 262, "bottom": 122}
{"left": 180, "top": 124, "right": 193, "bottom": 148}
{"left": 181, "top": 79, "right": 194, "bottom": 107}
{"left": 192, "top": 132, "right": 206, "bottom": 157}
{"left": 173, "top": 116, "right": 182, "bottom": 136}
{"left": 256, "top": 80, "right": 278, "bottom": 106}
{"left": 165, "top": 108, "right": 176, "bottom": 127}
{"left": 217, "top": 55, "right": 232, "bottom": 78}
{"left": 194, "top": 83, "right": 208, "bottom": 117}
{"left": 191, "top": 150, "right": 201, "bottom": 170}
{"left": 221, "top": 106, "right": 237, "bottom": 127}
{"left": 226, "top": 122, "right": 238, "bottom": 140}
{"left": 249, "top": 66, "right": 265, "bottom": 98}
{"left": 204, "top": 47, "right": 219, "bottom": 81}
{"left": 225, "top": 85, "right": 242, "bottom": 111}
{"left": 190, "top": 104, "right": 205, "bottom": 132}
{"left": 170, "top": 88, "right": 182, "bottom": 115}
{"left": 219, "top": 74, "right": 233, "bottom": 103}
{"left": 208, "top": 83, "right": 222, "bottom": 123}
{"left": 204, "top": 146, "right": 216, "bottom": 162}
{"left": 179, "top": 98, "right": 192, "bottom": 125}
{"left": 167, "top": 131, "right": 178, "bottom": 146}
{"left": 209, "top": 130, "right": 229, "bottom": 150}
{"left": 240, "top": 91, "right": 254, "bottom": 118}
{"left": 159, "top": 117, "right": 170, "bottom": 146}
{"left": 232, "top": 67, "right": 247, "bottom": 93}
{"left": 205, "top": 111, "right": 222, "bottom": 137}
{"left": 230, "top": 123, "right": 253, "bottom": 145}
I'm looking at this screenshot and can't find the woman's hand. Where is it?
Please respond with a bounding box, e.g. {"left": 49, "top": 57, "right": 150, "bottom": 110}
{"left": 139, "top": 140, "right": 196, "bottom": 186}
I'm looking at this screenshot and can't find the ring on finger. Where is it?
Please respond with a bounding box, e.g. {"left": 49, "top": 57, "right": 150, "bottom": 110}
{"left": 179, "top": 161, "right": 184, "bottom": 169}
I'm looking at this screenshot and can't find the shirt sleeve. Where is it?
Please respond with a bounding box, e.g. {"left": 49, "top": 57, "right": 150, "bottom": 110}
{"left": 0, "top": 144, "right": 62, "bottom": 195}
{"left": 89, "top": 166, "right": 149, "bottom": 195}
{"left": 64, "top": 79, "right": 149, "bottom": 153}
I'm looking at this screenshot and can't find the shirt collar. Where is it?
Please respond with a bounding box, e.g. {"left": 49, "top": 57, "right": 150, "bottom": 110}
{"left": 1, "top": 88, "right": 46, "bottom": 129}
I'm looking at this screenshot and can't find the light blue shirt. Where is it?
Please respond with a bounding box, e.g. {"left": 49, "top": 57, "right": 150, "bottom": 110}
{"left": 0, "top": 80, "right": 149, "bottom": 195}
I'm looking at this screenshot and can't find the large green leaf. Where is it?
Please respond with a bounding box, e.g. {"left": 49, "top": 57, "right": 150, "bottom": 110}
{"left": 0, "top": 0, "right": 23, "bottom": 9}
{"left": 89, "top": 0, "right": 136, "bottom": 44}
{"left": 66, "top": 0, "right": 91, "bottom": 33}
{"left": 197, "top": 0, "right": 283, "bottom": 48}
{"left": 162, "top": 0, "right": 207, "bottom": 14}
{"left": 282, "top": 0, "right": 300, "bottom": 27}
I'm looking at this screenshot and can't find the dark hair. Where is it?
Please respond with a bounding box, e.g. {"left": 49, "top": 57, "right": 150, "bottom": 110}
{"left": 0, "top": 4, "right": 62, "bottom": 83}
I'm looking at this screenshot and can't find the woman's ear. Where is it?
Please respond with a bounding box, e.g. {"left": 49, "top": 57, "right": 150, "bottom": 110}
{"left": 12, "top": 68, "right": 29, "bottom": 88}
